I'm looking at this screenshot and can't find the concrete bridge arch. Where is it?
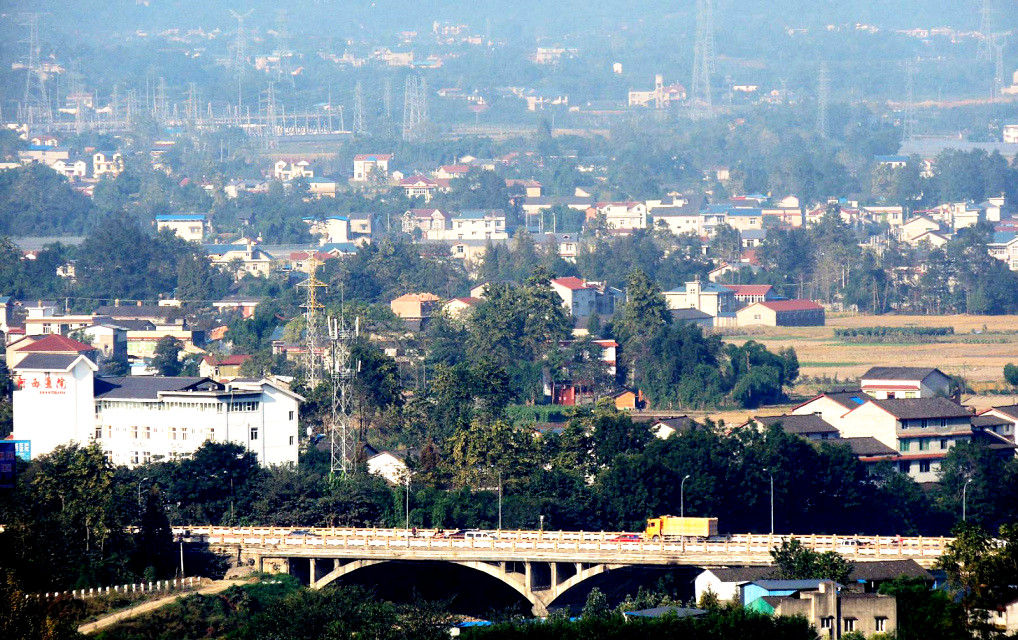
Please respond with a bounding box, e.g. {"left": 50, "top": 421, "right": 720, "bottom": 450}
{"left": 303, "top": 557, "right": 622, "bottom": 616}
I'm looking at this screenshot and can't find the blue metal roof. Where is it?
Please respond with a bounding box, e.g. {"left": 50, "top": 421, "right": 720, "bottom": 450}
{"left": 991, "top": 232, "right": 1017, "bottom": 244}
{"left": 874, "top": 155, "right": 909, "bottom": 163}
{"left": 156, "top": 214, "right": 205, "bottom": 221}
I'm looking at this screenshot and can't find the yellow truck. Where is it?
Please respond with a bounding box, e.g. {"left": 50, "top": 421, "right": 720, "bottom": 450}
{"left": 644, "top": 516, "right": 719, "bottom": 541}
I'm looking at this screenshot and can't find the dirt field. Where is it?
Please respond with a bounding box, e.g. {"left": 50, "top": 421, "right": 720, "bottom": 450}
{"left": 724, "top": 313, "right": 1018, "bottom": 394}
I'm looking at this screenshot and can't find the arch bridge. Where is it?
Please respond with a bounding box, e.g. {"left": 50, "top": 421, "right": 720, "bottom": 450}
{"left": 182, "top": 527, "right": 950, "bottom": 616}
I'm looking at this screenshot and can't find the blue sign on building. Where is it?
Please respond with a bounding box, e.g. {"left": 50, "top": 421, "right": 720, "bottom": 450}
{"left": 12, "top": 440, "right": 30, "bottom": 461}
{"left": 0, "top": 441, "right": 16, "bottom": 489}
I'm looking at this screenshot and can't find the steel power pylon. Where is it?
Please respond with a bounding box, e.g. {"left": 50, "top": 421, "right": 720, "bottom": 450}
{"left": 816, "top": 62, "right": 829, "bottom": 139}
{"left": 902, "top": 60, "right": 917, "bottom": 144}
{"left": 402, "top": 75, "right": 428, "bottom": 141}
{"left": 353, "top": 81, "right": 367, "bottom": 135}
{"left": 274, "top": 10, "right": 295, "bottom": 88}
{"left": 21, "top": 13, "right": 51, "bottom": 126}
{"left": 690, "top": 0, "right": 715, "bottom": 119}
{"left": 992, "top": 34, "right": 1007, "bottom": 103}
{"left": 229, "top": 9, "right": 253, "bottom": 108}
{"left": 977, "top": 0, "right": 994, "bottom": 62}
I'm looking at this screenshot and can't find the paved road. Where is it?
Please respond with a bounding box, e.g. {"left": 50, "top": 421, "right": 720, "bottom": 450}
{"left": 77, "top": 578, "right": 250, "bottom": 635}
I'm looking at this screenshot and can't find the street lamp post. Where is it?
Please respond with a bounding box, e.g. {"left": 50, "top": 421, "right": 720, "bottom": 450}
{"left": 963, "top": 478, "right": 974, "bottom": 521}
{"left": 680, "top": 474, "right": 691, "bottom": 520}
{"left": 769, "top": 473, "right": 775, "bottom": 535}
{"left": 497, "top": 470, "right": 502, "bottom": 532}
{"left": 137, "top": 477, "right": 150, "bottom": 507}
{"left": 539, "top": 515, "right": 544, "bottom": 532}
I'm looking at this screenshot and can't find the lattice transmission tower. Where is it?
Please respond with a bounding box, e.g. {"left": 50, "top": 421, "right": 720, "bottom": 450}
{"left": 690, "top": 0, "right": 715, "bottom": 119}
{"left": 901, "top": 60, "right": 917, "bottom": 144}
{"left": 992, "top": 34, "right": 1007, "bottom": 103}
{"left": 402, "top": 75, "right": 428, "bottom": 141}
{"left": 297, "top": 254, "right": 327, "bottom": 388}
{"left": 229, "top": 9, "right": 253, "bottom": 107}
{"left": 353, "top": 81, "right": 367, "bottom": 135}
{"left": 816, "top": 62, "right": 829, "bottom": 139}
{"left": 977, "top": 0, "right": 994, "bottom": 62}
{"left": 274, "top": 10, "right": 295, "bottom": 88}
{"left": 21, "top": 13, "right": 51, "bottom": 126}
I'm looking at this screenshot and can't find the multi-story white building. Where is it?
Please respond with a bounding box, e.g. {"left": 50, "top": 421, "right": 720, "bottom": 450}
{"left": 591, "top": 202, "right": 648, "bottom": 231}
{"left": 156, "top": 213, "right": 206, "bottom": 242}
{"left": 11, "top": 350, "right": 302, "bottom": 467}
{"left": 352, "top": 154, "right": 393, "bottom": 182}
{"left": 93, "top": 151, "right": 124, "bottom": 177}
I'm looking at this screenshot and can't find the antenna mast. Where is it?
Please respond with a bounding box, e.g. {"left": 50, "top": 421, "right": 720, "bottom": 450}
{"left": 297, "top": 254, "right": 327, "bottom": 388}
{"left": 327, "top": 305, "right": 358, "bottom": 480}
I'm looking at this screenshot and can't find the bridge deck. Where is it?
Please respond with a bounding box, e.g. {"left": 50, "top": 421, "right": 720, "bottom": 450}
{"left": 184, "top": 527, "right": 949, "bottom": 569}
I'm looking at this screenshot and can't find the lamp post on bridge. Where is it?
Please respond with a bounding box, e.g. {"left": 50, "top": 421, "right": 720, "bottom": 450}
{"left": 137, "top": 477, "right": 150, "bottom": 507}
{"left": 763, "top": 468, "right": 774, "bottom": 535}
{"left": 680, "top": 474, "right": 691, "bottom": 520}
{"left": 497, "top": 469, "right": 502, "bottom": 533}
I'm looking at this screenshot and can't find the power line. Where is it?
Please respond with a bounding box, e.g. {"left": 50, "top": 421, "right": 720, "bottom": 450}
{"left": 816, "top": 62, "right": 829, "bottom": 139}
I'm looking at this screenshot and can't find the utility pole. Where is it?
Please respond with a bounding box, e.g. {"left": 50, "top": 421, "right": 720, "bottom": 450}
{"left": 816, "top": 62, "right": 829, "bottom": 139}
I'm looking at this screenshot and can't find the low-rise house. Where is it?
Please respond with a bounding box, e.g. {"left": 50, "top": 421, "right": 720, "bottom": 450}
{"left": 156, "top": 213, "right": 206, "bottom": 242}
{"left": 274, "top": 159, "right": 313, "bottom": 181}
{"left": 746, "top": 580, "right": 896, "bottom": 637}
{"left": 792, "top": 389, "right": 874, "bottom": 426}
{"left": 352, "top": 154, "right": 393, "bottom": 182}
{"left": 390, "top": 293, "right": 441, "bottom": 328}
{"left": 835, "top": 436, "right": 901, "bottom": 468}
{"left": 19, "top": 146, "right": 69, "bottom": 165}
{"left": 589, "top": 202, "right": 648, "bottom": 231}
{"left": 6, "top": 334, "right": 97, "bottom": 370}
{"left": 863, "top": 206, "right": 906, "bottom": 227}
{"left": 50, "top": 158, "right": 88, "bottom": 179}
{"left": 695, "top": 567, "right": 772, "bottom": 603}
{"left": 505, "top": 179, "right": 542, "bottom": 198}
{"left": 860, "top": 366, "right": 952, "bottom": 399}
{"left": 212, "top": 296, "right": 262, "bottom": 319}
{"left": 664, "top": 281, "right": 736, "bottom": 320}
{"left": 751, "top": 413, "right": 840, "bottom": 441}
{"left": 443, "top": 297, "right": 481, "bottom": 320}
{"left": 652, "top": 203, "right": 703, "bottom": 236}
{"left": 348, "top": 212, "right": 373, "bottom": 238}
{"left": 628, "top": 74, "right": 687, "bottom": 108}
{"left": 400, "top": 175, "right": 444, "bottom": 202}
{"left": 367, "top": 451, "right": 409, "bottom": 484}
{"left": 834, "top": 397, "right": 1015, "bottom": 482}
{"left": 613, "top": 389, "right": 644, "bottom": 411}
{"left": 445, "top": 209, "right": 508, "bottom": 241}
{"left": 650, "top": 415, "right": 701, "bottom": 439}
{"left": 846, "top": 560, "right": 933, "bottom": 593}
{"left": 978, "top": 405, "right": 1018, "bottom": 440}
{"left": 899, "top": 215, "right": 941, "bottom": 243}
{"left": 550, "top": 277, "right": 621, "bottom": 318}
{"left": 910, "top": 230, "right": 950, "bottom": 248}
{"left": 988, "top": 232, "right": 1018, "bottom": 270}
{"left": 724, "top": 284, "right": 779, "bottom": 307}
{"left": 92, "top": 151, "right": 124, "bottom": 177}
{"left": 209, "top": 241, "right": 274, "bottom": 279}
{"left": 306, "top": 177, "right": 338, "bottom": 198}
{"left": 736, "top": 300, "right": 825, "bottom": 327}
{"left": 534, "top": 232, "right": 580, "bottom": 262}
{"left": 434, "top": 164, "right": 470, "bottom": 180}
{"left": 521, "top": 196, "right": 594, "bottom": 218}
{"left": 669, "top": 308, "right": 714, "bottom": 328}
{"left": 199, "top": 354, "right": 252, "bottom": 381}
{"left": 403, "top": 208, "right": 452, "bottom": 236}
{"left": 304, "top": 216, "right": 350, "bottom": 244}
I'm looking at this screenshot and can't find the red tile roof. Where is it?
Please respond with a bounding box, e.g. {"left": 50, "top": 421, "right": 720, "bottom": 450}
{"left": 12, "top": 334, "right": 95, "bottom": 353}
{"left": 202, "top": 354, "right": 251, "bottom": 367}
{"left": 725, "top": 285, "right": 773, "bottom": 296}
{"left": 551, "top": 277, "right": 591, "bottom": 291}
{"left": 757, "top": 300, "right": 824, "bottom": 312}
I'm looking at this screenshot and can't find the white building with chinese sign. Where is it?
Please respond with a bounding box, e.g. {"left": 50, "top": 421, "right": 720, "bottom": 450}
{"left": 11, "top": 349, "right": 303, "bottom": 468}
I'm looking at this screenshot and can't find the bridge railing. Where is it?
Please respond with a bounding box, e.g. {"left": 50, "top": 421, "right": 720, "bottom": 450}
{"left": 179, "top": 526, "right": 952, "bottom": 559}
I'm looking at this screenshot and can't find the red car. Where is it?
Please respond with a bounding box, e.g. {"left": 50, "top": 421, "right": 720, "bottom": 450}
{"left": 610, "top": 534, "right": 642, "bottom": 542}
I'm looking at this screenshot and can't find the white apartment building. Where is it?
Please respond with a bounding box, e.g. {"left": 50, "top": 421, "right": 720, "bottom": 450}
{"left": 156, "top": 214, "right": 206, "bottom": 242}
{"left": 593, "top": 202, "right": 648, "bottom": 230}
{"left": 12, "top": 353, "right": 302, "bottom": 468}
{"left": 352, "top": 154, "right": 393, "bottom": 182}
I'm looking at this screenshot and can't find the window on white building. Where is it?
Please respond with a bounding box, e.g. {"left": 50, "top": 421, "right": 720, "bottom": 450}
{"left": 142, "top": 452, "right": 151, "bottom": 464}
{"left": 289, "top": 411, "right": 295, "bottom": 421}
{"left": 131, "top": 425, "right": 138, "bottom": 439}
{"left": 875, "top": 617, "right": 887, "bottom": 631}
{"left": 131, "top": 451, "right": 139, "bottom": 464}
{"left": 144, "top": 426, "right": 151, "bottom": 440}
{"left": 170, "top": 426, "right": 178, "bottom": 441}
{"left": 844, "top": 618, "right": 856, "bottom": 632}
{"left": 250, "top": 427, "right": 259, "bottom": 440}
{"left": 820, "top": 617, "right": 833, "bottom": 629}
{"left": 919, "top": 461, "right": 931, "bottom": 473}
{"left": 95, "top": 425, "right": 102, "bottom": 440}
